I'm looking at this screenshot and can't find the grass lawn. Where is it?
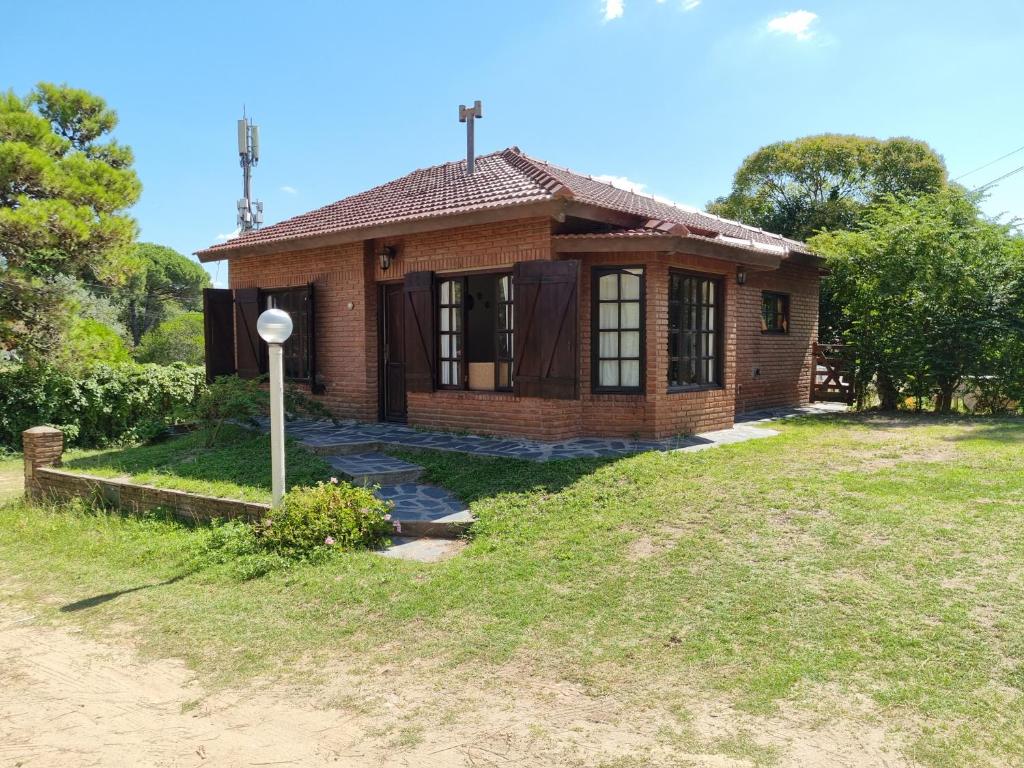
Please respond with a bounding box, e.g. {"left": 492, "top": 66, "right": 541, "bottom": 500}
{"left": 60, "top": 424, "right": 333, "bottom": 502}
{"left": 1, "top": 413, "right": 1023, "bottom": 766}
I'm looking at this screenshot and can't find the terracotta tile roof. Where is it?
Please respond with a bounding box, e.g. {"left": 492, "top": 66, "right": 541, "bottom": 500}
{"left": 197, "top": 147, "right": 810, "bottom": 258}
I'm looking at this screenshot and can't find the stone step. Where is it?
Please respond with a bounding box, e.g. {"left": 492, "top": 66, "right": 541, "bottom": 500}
{"left": 374, "top": 482, "right": 474, "bottom": 540}
{"left": 307, "top": 440, "right": 383, "bottom": 457}
{"left": 325, "top": 452, "right": 423, "bottom": 486}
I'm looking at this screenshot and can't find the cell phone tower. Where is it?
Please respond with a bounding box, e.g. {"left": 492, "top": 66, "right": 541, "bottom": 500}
{"left": 236, "top": 111, "right": 263, "bottom": 231}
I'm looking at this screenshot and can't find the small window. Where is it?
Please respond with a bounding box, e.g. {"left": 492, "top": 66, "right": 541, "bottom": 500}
{"left": 593, "top": 267, "right": 644, "bottom": 392}
{"left": 761, "top": 292, "right": 789, "bottom": 334}
{"left": 668, "top": 272, "right": 721, "bottom": 389}
{"left": 262, "top": 287, "right": 311, "bottom": 381}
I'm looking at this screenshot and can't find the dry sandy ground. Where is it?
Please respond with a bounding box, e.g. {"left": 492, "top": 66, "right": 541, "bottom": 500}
{"left": 0, "top": 602, "right": 916, "bottom": 768}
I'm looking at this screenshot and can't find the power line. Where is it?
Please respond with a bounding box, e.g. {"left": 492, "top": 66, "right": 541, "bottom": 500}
{"left": 972, "top": 162, "right": 1024, "bottom": 192}
{"left": 953, "top": 143, "right": 1024, "bottom": 182}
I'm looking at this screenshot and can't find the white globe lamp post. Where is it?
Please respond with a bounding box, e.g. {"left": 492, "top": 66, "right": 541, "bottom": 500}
{"left": 257, "top": 308, "right": 293, "bottom": 509}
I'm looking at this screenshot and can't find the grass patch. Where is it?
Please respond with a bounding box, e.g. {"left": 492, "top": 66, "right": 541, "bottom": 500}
{"left": 1, "top": 414, "right": 1023, "bottom": 765}
{"left": 62, "top": 425, "right": 332, "bottom": 503}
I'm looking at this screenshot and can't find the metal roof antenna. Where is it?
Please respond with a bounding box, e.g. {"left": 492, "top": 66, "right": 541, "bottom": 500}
{"left": 236, "top": 111, "right": 263, "bottom": 231}
{"left": 458, "top": 100, "right": 483, "bottom": 176}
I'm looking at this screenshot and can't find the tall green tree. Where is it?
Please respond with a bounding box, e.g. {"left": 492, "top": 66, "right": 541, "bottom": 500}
{"left": 708, "top": 134, "right": 948, "bottom": 340}
{"left": 121, "top": 243, "right": 210, "bottom": 344}
{"left": 810, "top": 189, "right": 1023, "bottom": 412}
{"left": 0, "top": 83, "right": 141, "bottom": 360}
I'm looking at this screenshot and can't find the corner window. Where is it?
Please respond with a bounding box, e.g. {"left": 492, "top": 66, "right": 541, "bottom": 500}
{"left": 262, "top": 287, "right": 311, "bottom": 381}
{"left": 761, "top": 292, "right": 789, "bottom": 334}
{"left": 593, "top": 267, "right": 644, "bottom": 392}
{"left": 437, "top": 273, "right": 513, "bottom": 391}
{"left": 668, "top": 272, "right": 721, "bottom": 389}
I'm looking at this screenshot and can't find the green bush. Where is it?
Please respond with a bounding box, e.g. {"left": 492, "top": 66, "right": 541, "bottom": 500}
{"left": 192, "top": 376, "right": 268, "bottom": 446}
{"left": 58, "top": 317, "right": 133, "bottom": 370}
{"left": 0, "top": 362, "right": 205, "bottom": 449}
{"left": 255, "top": 480, "right": 394, "bottom": 557}
{"left": 135, "top": 312, "right": 205, "bottom": 365}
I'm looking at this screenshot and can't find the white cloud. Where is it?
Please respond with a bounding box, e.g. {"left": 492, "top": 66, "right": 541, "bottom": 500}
{"left": 216, "top": 228, "right": 240, "bottom": 241}
{"left": 280, "top": 185, "right": 298, "bottom": 195}
{"left": 766, "top": 10, "right": 818, "bottom": 40}
{"left": 683, "top": 0, "right": 700, "bottom": 10}
{"left": 603, "top": 0, "right": 624, "bottom": 21}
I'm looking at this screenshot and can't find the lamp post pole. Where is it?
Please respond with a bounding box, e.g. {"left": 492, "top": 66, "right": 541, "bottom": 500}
{"left": 267, "top": 340, "right": 286, "bottom": 508}
{"left": 256, "top": 308, "right": 293, "bottom": 510}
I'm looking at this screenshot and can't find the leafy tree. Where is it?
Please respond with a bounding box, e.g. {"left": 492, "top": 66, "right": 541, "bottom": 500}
{"left": 121, "top": 243, "right": 211, "bottom": 344}
{"left": 810, "top": 189, "right": 1023, "bottom": 412}
{"left": 709, "top": 134, "right": 947, "bottom": 241}
{"left": 135, "top": 311, "right": 204, "bottom": 365}
{"left": 0, "top": 83, "right": 141, "bottom": 361}
{"left": 58, "top": 317, "right": 132, "bottom": 370}
{"left": 709, "top": 135, "right": 948, "bottom": 341}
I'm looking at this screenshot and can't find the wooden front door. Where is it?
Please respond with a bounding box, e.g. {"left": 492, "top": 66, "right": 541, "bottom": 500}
{"left": 381, "top": 283, "right": 407, "bottom": 422}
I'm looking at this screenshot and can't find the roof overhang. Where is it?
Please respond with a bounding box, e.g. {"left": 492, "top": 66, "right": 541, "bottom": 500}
{"left": 552, "top": 233, "right": 785, "bottom": 269}
{"left": 196, "top": 199, "right": 567, "bottom": 262}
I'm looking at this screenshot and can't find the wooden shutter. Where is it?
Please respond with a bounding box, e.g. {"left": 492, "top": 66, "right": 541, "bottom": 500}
{"left": 234, "top": 287, "right": 262, "bottom": 379}
{"left": 202, "top": 288, "right": 236, "bottom": 382}
{"left": 513, "top": 260, "right": 579, "bottom": 399}
{"left": 306, "top": 282, "right": 324, "bottom": 394}
{"left": 403, "top": 271, "right": 435, "bottom": 392}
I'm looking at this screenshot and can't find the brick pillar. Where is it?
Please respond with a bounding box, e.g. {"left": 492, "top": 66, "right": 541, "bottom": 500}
{"left": 23, "top": 426, "right": 64, "bottom": 501}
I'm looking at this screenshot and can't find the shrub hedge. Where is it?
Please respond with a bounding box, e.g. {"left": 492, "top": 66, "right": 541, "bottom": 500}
{"left": 0, "top": 362, "right": 205, "bottom": 449}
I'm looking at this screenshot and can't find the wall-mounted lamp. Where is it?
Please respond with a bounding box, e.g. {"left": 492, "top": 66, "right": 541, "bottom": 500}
{"left": 379, "top": 245, "right": 397, "bottom": 272}
{"left": 736, "top": 268, "right": 747, "bottom": 285}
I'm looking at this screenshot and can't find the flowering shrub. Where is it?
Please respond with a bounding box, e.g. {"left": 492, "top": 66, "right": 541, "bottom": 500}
{"left": 255, "top": 478, "right": 394, "bottom": 556}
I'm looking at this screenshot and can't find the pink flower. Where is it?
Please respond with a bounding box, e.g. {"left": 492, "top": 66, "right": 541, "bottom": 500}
{"left": 393, "top": 521, "right": 402, "bottom": 533}
{"left": 329, "top": 477, "right": 339, "bottom": 485}
{"left": 324, "top": 536, "right": 335, "bottom": 546}
{"left": 384, "top": 514, "right": 391, "bottom": 521}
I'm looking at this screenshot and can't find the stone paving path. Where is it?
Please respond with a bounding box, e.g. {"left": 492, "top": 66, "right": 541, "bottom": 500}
{"left": 255, "top": 402, "right": 846, "bottom": 547}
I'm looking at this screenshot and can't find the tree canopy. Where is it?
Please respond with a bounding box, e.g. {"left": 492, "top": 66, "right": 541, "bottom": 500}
{"left": 122, "top": 243, "right": 210, "bottom": 345}
{"left": 0, "top": 82, "right": 141, "bottom": 360}
{"left": 810, "top": 189, "right": 1024, "bottom": 412}
{"left": 708, "top": 134, "right": 948, "bottom": 242}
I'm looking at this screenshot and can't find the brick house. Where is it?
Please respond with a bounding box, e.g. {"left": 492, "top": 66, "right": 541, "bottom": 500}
{"left": 197, "top": 147, "right": 821, "bottom": 441}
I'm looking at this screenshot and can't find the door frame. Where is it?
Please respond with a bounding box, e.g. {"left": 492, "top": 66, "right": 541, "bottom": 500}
{"left": 378, "top": 282, "right": 407, "bottom": 423}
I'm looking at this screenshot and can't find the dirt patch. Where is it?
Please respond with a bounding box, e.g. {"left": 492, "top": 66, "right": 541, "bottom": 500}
{"left": 0, "top": 600, "right": 922, "bottom": 768}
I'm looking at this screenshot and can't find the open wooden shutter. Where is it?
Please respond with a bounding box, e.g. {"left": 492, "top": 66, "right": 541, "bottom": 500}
{"left": 203, "top": 288, "right": 236, "bottom": 382}
{"left": 306, "top": 282, "right": 324, "bottom": 394}
{"left": 234, "top": 287, "right": 262, "bottom": 379}
{"left": 403, "top": 271, "right": 435, "bottom": 392}
{"left": 513, "top": 260, "right": 579, "bottom": 399}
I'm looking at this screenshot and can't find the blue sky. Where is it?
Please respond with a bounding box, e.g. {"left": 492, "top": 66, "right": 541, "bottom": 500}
{"left": 5, "top": 0, "right": 1023, "bottom": 287}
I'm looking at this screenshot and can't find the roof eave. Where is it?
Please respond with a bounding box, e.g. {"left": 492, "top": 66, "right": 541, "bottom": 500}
{"left": 552, "top": 234, "right": 783, "bottom": 269}
{"left": 195, "top": 199, "right": 566, "bottom": 262}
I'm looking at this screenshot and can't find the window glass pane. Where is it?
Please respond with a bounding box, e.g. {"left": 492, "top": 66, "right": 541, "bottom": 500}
{"left": 497, "top": 334, "right": 510, "bottom": 358}
{"left": 440, "top": 309, "right": 450, "bottom": 332}
{"left": 451, "top": 280, "right": 462, "bottom": 302}
{"left": 669, "top": 301, "right": 681, "bottom": 331}
{"left": 668, "top": 359, "right": 680, "bottom": 386}
{"left": 600, "top": 360, "right": 619, "bottom": 387}
{"left": 497, "top": 276, "right": 510, "bottom": 303}
{"left": 497, "top": 304, "right": 508, "bottom": 331}
{"left": 440, "top": 281, "right": 450, "bottom": 304}
{"left": 621, "top": 331, "right": 640, "bottom": 357}
{"left": 441, "top": 335, "right": 450, "bottom": 358}
{"left": 621, "top": 360, "right": 640, "bottom": 387}
{"left": 599, "top": 331, "right": 618, "bottom": 358}
{"left": 598, "top": 274, "right": 618, "bottom": 300}
{"left": 620, "top": 302, "right": 640, "bottom": 329}
{"left": 497, "top": 361, "right": 510, "bottom": 389}
{"left": 599, "top": 303, "right": 619, "bottom": 330}
{"left": 620, "top": 272, "right": 641, "bottom": 300}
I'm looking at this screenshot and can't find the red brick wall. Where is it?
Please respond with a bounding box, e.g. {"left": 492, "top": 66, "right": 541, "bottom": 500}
{"left": 577, "top": 251, "right": 738, "bottom": 439}
{"left": 734, "top": 262, "right": 820, "bottom": 414}
{"left": 225, "top": 217, "right": 818, "bottom": 440}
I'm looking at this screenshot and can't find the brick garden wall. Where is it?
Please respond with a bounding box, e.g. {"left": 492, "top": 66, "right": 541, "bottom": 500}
{"left": 22, "top": 427, "right": 268, "bottom": 523}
